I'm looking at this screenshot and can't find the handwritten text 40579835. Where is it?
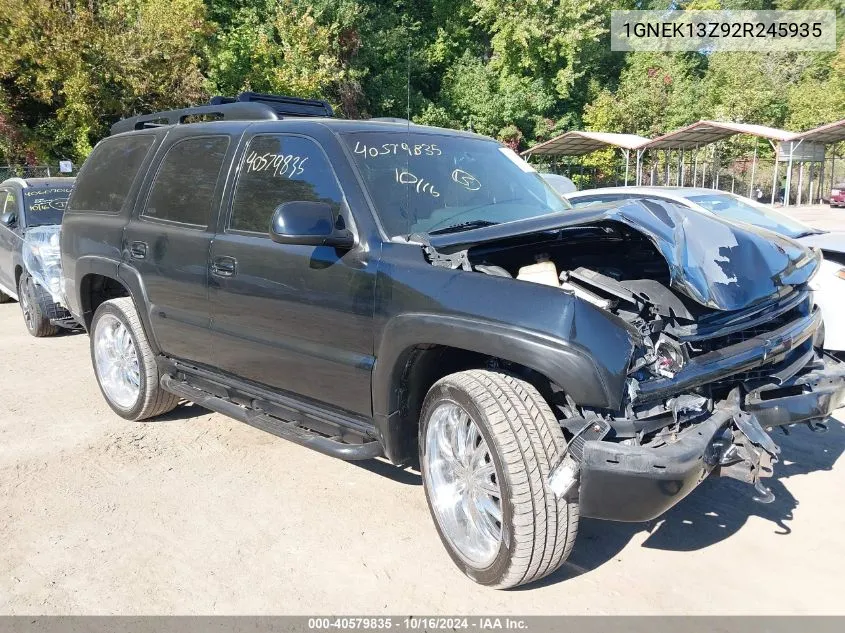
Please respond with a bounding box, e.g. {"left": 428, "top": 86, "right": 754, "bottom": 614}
{"left": 245, "top": 151, "right": 308, "bottom": 178}
{"left": 353, "top": 142, "right": 442, "bottom": 159}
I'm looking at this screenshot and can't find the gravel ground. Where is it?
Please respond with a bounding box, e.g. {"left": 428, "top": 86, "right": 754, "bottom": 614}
{"left": 0, "top": 203, "right": 844, "bottom": 614}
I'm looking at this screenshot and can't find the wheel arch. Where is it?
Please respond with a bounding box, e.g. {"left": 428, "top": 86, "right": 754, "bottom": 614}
{"left": 75, "top": 259, "right": 159, "bottom": 354}
{"left": 372, "top": 313, "right": 620, "bottom": 465}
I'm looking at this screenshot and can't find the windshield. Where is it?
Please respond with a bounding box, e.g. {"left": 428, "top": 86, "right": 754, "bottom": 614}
{"left": 342, "top": 131, "right": 569, "bottom": 236}
{"left": 687, "top": 192, "right": 817, "bottom": 239}
{"left": 23, "top": 187, "right": 73, "bottom": 227}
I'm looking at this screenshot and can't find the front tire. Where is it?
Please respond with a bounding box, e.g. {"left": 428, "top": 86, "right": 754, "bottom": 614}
{"left": 18, "top": 273, "right": 58, "bottom": 337}
{"left": 90, "top": 297, "right": 179, "bottom": 421}
{"left": 419, "top": 369, "right": 579, "bottom": 588}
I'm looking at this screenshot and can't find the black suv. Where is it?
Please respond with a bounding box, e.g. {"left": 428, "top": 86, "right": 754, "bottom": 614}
{"left": 0, "top": 176, "right": 76, "bottom": 336}
{"left": 60, "top": 93, "right": 845, "bottom": 588}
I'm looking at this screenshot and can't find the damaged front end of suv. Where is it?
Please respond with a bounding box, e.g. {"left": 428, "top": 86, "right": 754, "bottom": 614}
{"left": 421, "top": 199, "right": 845, "bottom": 522}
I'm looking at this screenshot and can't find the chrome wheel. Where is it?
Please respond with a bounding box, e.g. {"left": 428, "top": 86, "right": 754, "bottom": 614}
{"left": 424, "top": 401, "right": 503, "bottom": 568}
{"left": 19, "top": 279, "right": 34, "bottom": 331}
{"left": 93, "top": 314, "right": 141, "bottom": 410}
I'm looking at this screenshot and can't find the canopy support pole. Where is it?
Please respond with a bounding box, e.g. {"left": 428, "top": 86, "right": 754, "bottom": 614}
{"left": 713, "top": 144, "right": 719, "bottom": 189}
{"left": 749, "top": 143, "right": 758, "bottom": 199}
{"left": 818, "top": 147, "right": 827, "bottom": 204}
{"left": 622, "top": 149, "right": 630, "bottom": 186}
{"left": 677, "top": 148, "right": 683, "bottom": 186}
{"left": 784, "top": 139, "right": 802, "bottom": 207}
{"left": 636, "top": 149, "right": 643, "bottom": 185}
{"left": 808, "top": 163, "right": 814, "bottom": 206}
{"left": 692, "top": 146, "right": 699, "bottom": 187}
{"left": 797, "top": 163, "right": 805, "bottom": 206}
{"left": 769, "top": 140, "right": 779, "bottom": 204}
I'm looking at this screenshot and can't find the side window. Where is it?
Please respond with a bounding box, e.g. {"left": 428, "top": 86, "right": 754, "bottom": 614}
{"left": 69, "top": 135, "right": 155, "bottom": 213}
{"left": 230, "top": 135, "right": 343, "bottom": 234}
{"left": 142, "top": 136, "right": 230, "bottom": 227}
{"left": 0, "top": 192, "right": 8, "bottom": 214}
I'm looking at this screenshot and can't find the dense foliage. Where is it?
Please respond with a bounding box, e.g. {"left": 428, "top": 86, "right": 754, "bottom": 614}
{"left": 0, "top": 0, "right": 842, "bottom": 164}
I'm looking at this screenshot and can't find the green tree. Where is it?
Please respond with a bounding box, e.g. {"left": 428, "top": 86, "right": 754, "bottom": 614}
{"left": 0, "top": 0, "right": 210, "bottom": 162}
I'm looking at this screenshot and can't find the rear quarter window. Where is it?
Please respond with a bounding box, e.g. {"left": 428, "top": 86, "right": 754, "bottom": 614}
{"left": 69, "top": 135, "right": 156, "bottom": 213}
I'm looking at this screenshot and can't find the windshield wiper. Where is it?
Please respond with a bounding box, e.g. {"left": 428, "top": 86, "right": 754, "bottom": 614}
{"left": 427, "top": 220, "right": 499, "bottom": 235}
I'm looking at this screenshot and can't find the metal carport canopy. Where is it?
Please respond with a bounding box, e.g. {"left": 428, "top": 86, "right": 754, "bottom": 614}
{"left": 642, "top": 120, "right": 796, "bottom": 150}
{"left": 521, "top": 131, "right": 650, "bottom": 156}
{"left": 521, "top": 131, "right": 650, "bottom": 186}
{"left": 792, "top": 118, "right": 845, "bottom": 144}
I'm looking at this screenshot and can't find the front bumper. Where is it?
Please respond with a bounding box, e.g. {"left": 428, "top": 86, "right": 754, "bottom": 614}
{"left": 576, "top": 355, "right": 845, "bottom": 522}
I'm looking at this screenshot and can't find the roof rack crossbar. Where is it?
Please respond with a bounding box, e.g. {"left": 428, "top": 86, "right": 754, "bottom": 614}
{"left": 209, "top": 92, "right": 334, "bottom": 118}
{"left": 110, "top": 102, "right": 278, "bottom": 136}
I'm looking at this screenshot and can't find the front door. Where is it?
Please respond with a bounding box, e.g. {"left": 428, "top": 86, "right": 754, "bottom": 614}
{"left": 209, "top": 133, "right": 376, "bottom": 417}
{"left": 123, "top": 134, "right": 231, "bottom": 365}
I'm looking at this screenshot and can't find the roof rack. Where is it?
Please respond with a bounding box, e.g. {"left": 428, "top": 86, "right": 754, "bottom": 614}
{"left": 110, "top": 92, "right": 334, "bottom": 136}
{"left": 209, "top": 92, "right": 334, "bottom": 118}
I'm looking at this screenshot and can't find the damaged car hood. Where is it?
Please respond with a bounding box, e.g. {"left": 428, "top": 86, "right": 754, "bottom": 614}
{"left": 427, "top": 199, "right": 819, "bottom": 312}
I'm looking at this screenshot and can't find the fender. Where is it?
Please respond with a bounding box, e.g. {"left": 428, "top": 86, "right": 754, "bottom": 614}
{"left": 372, "top": 312, "right": 634, "bottom": 463}
{"left": 11, "top": 251, "right": 24, "bottom": 290}
{"left": 117, "top": 262, "right": 162, "bottom": 354}
{"left": 72, "top": 255, "right": 120, "bottom": 322}
{"left": 72, "top": 257, "right": 161, "bottom": 355}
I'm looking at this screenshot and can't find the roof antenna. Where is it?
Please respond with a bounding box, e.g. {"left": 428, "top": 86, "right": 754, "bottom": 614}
{"left": 406, "top": 16, "right": 411, "bottom": 129}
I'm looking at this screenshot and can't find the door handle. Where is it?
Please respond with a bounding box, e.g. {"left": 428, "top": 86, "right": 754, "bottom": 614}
{"left": 211, "top": 255, "right": 237, "bottom": 278}
{"left": 129, "top": 241, "right": 147, "bottom": 260}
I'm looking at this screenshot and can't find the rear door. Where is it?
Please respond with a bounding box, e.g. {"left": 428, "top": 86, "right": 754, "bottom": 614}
{"left": 123, "top": 133, "right": 233, "bottom": 365}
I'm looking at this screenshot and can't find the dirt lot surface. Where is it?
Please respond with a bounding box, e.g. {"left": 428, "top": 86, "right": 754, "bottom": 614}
{"left": 1, "top": 203, "right": 844, "bottom": 615}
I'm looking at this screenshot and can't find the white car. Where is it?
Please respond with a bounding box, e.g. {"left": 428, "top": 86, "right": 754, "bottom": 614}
{"left": 539, "top": 172, "right": 577, "bottom": 195}
{"left": 565, "top": 186, "right": 845, "bottom": 355}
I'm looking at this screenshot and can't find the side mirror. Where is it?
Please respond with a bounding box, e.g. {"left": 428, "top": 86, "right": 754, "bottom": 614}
{"left": 269, "top": 201, "right": 354, "bottom": 248}
{"left": 0, "top": 211, "right": 16, "bottom": 227}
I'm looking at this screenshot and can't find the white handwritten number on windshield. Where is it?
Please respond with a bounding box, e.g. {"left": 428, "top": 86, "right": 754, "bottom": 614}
{"left": 451, "top": 169, "right": 481, "bottom": 191}
{"left": 354, "top": 141, "right": 441, "bottom": 158}
{"left": 395, "top": 169, "right": 440, "bottom": 197}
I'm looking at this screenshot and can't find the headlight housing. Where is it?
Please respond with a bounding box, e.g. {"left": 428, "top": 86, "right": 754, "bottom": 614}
{"left": 653, "top": 337, "right": 686, "bottom": 378}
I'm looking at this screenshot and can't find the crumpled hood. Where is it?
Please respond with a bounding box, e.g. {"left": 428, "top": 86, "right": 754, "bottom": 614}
{"left": 427, "top": 199, "right": 820, "bottom": 312}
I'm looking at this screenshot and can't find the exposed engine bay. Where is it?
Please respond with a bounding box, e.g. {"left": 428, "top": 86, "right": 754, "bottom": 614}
{"left": 419, "top": 201, "right": 842, "bottom": 511}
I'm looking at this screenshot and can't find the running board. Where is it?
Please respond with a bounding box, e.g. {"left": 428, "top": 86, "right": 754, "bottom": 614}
{"left": 160, "top": 375, "right": 383, "bottom": 461}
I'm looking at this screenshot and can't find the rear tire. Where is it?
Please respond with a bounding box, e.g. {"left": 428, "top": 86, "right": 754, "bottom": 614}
{"left": 18, "top": 273, "right": 58, "bottom": 337}
{"left": 0, "top": 289, "right": 13, "bottom": 303}
{"left": 419, "top": 369, "right": 579, "bottom": 588}
{"left": 90, "top": 297, "right": 179, "bottom": 421}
